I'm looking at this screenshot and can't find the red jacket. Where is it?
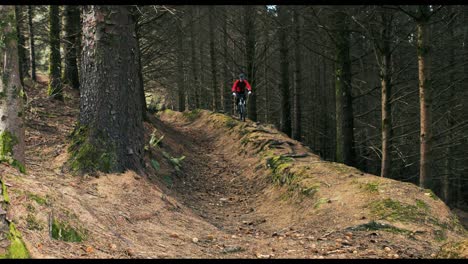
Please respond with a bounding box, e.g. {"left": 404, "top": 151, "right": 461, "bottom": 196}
{"left": 231, "top": 79, "right": 252, "bottom": 93}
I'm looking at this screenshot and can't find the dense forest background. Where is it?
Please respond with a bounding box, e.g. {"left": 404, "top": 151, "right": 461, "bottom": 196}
{"left": 12, "top": 5, "right": 468, "bottom": 209}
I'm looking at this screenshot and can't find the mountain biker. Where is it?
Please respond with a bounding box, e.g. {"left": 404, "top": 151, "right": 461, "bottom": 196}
{"left": 232, "top": 73, "right": 252, "bottom": 112}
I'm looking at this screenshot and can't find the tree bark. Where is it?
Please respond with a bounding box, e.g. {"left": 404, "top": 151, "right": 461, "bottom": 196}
{"left": 292, "top": 7, "right": 303, "bottom": 141}
{"left": 27, "top": 5, "right": 36, "bottom": 82}
{"left": 134, "top": 10, "right": 147, "bottom": 119}
{"left": 189, "top": 7, "right": 199, "bottom": 109}
{"left": 209, "top": 6, "right": 220, "bottom": 112}
{"left": 278, "top": 6, "right": 291, "bottom": 136}
{"left": 63, "top": 5, "right": 80, "bottom": 90}
{"left": 0, "top": 5, "right": 26, "bottom": 171}
{"left": 222, "top": 6, "right": 231, "bottom": 114}
{"left": 334, "top": 10, "right": 355, "bottom": 166}
{"left": 245, "top": 6, "right": 257, "bottom": 121}
{"left": 442, "top": 8, "right": 456, "bottom": 203}
{"left": 48, "top": 5, "right": 63, "bottom": 100}
{"left": 416, "top": 7, "right": 432, "bottom": 189}
{"left": 175, "top": 12, "right": 185, "bottom": 112}
{"left": 379, "top": 10, "right": 394, "bottom": 178}
{"left": 70, "top": 5, "right": 144, "bottom": 174}
{"left": 14, "top": 6, "right": 28, "bottom": 85}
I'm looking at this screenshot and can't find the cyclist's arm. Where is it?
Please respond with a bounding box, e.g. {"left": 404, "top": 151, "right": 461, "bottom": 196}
{"left": 232, "top": 80, "right": 239, "bottom": 92}
{"left": 245, "top": 80, "right": 252, "bottom": 91}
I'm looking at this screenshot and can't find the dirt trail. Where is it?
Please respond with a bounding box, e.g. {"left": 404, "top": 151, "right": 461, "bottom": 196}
{"left": 0, "top": 76, "right": 466, "bottom": 259}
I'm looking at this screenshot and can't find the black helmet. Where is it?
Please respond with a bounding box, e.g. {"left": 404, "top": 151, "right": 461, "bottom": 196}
{"left": 239, "top": 73, "right": 245, "bottom": 79}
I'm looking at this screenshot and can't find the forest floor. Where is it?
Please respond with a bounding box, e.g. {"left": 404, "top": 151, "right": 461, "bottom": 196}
{"left": 0, "top": 75, "right": 466, "bottom": 259}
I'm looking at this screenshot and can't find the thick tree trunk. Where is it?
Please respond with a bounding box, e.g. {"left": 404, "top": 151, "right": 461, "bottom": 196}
{"left": 379, "top": 11, "right": 393, "bottom": 178}
{"left": 70, "top": 5, "right": 144, "bottom": 174}
{"left": 278, "top": 6, "right": 291, "bottom": 136}
{"left": 460, "top": 7, "right": 468, "bottom": 207}
{"left": 334, "top": 10, "right": 355, "bottom": 166}
{"left": 417, "top": 11, "right": 432, "bottom": 189}
{"left": 189, "top": 7, "right": 199, "bottom": 109}
{"left": 175, "top": 13, "right": 185, "bottom": 112}
{"left": 441, "top": 10, "right": 456, "bottom": 203}
{"left": 0, "top": 5, "right": 26, "bottom": 171}
{"left": 209, "top": 6, "right": 220, "bottom": 112}
{"left": 14, "top": 6, "right": 29, "bottom": 84}
{"left": 63, "top": 5, "right": 80, "bottom": 90}
{"left": 134, "top": 12, "right": 147, "bottom": 120}
{"left": 292, "top": 7, "right": 303, "bottom": 141}
{"left": 245, "top": 6, "right": 257, "bottom": 121}
{"left": 48, "top": 5, "right": 62, "bottom": 100}
{"left": 28, "top": 5, "right": 36, "bottom": 82}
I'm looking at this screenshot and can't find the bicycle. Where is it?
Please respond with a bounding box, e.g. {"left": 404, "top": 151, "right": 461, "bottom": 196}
{"left": 234, "top": 92, "right": 250, "bottom": 122}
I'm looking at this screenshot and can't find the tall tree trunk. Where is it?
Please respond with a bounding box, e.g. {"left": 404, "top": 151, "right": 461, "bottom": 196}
{"left": 460, "top": 6, "right": 468, "bottom": 207}
{"left": 0, "top": 5, "right": 26, "bottom": 171}
{"left": 334, "top": 10, "right": 355, "bottom": 166}
{"left": 278, "top": 6, "right": 291, "bottom": 136}
{"left": 63, "top": 5, "right": 80, "bottom": 89}
{"left": 379, "top": 10, "right": 394, "bottom": 178}
{"left": 209, "top": 6, "right": 220, "bottom": 112}
{"left": 14, "top": 6, "right": 28, "bottom": 85}
{"left": 28, "top": 5, "right": 36, "bottom": 82}
{"left": 197, "top": 8, "right": 207, "bottom": 109}
{"left": 222, "top": 6, "right": 231, "bottom": 114}
{"left": 292, "top": 7, "right": 303, "bottom": 141}
{"left": 417, "top": 7, "right": 432, "bottom": 189}
{"left": 48, "top": 5, "right": 62, "bottom": 100}
{"left": 189, "top": 8, "right": 199, "bottom": 109}
{"left": 263, "top": 19, "right": 269, "bottom": 124}
{"left": 442, "top": 9, "right": 456, "bottom": 203}
{"left": 175, "top": 13, "right": 185, "bottom": 112}
{"left": 245, "top": 6, "right": 257, "bottom": 121}
{"left": 70, "top": 5, "right": 144, "bottom": 174}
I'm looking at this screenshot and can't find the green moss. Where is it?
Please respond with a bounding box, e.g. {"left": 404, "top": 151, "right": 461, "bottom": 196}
{"left": 225, "top": 118, "right": 237, "bottom": 129}
{"left": 182, "top": 109, "right": 201, "bottom": 122}
{"left": 265, "top": 154, "right": 294, "bottom": 185}
{"left": 360, "top": 181, "right": 380, "bottom": 193}
{"left": 2, "top": 180, "right": 10, "bottom": 203}
{"left": 424, "top": 189, "right": 439, "bottom": 200}
{"left": 0, "top": 131, "right": 25, "bottom": 173}
{"left": 301, "top": 183, "right": 320, "bottom": 197}
{"left": 0, "top": 223, "right": 30, "bottom": 259}
{"left": 68, "top": 125, "right": 117, "bottom": 174}
{"left": 434, "top": 229, "right": 447, "bottom": 242}
{"left": 347, "top": 220, "right": 412, "bottom": 235}
{"left": 51, "top": 219, "right": 85, "bottom": 242}
{"left": 370, "top": 198, "right": 427, "bottom": 223}
{"left": 27, "top": 193, "right": 48, "bottom": 206}
{"left": 436, "top": 241, "right": 467, "bottom": 259}
{"left": 416, "top": 199, "right": 429, "bottom": 211}
{"left": 314, "top": 197, "right": 329, "bottom": 209}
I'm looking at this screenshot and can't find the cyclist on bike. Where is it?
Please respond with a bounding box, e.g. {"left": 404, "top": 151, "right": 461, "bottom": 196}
{"left": 232, "top": 73, "right": 252, "bottom": 112}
